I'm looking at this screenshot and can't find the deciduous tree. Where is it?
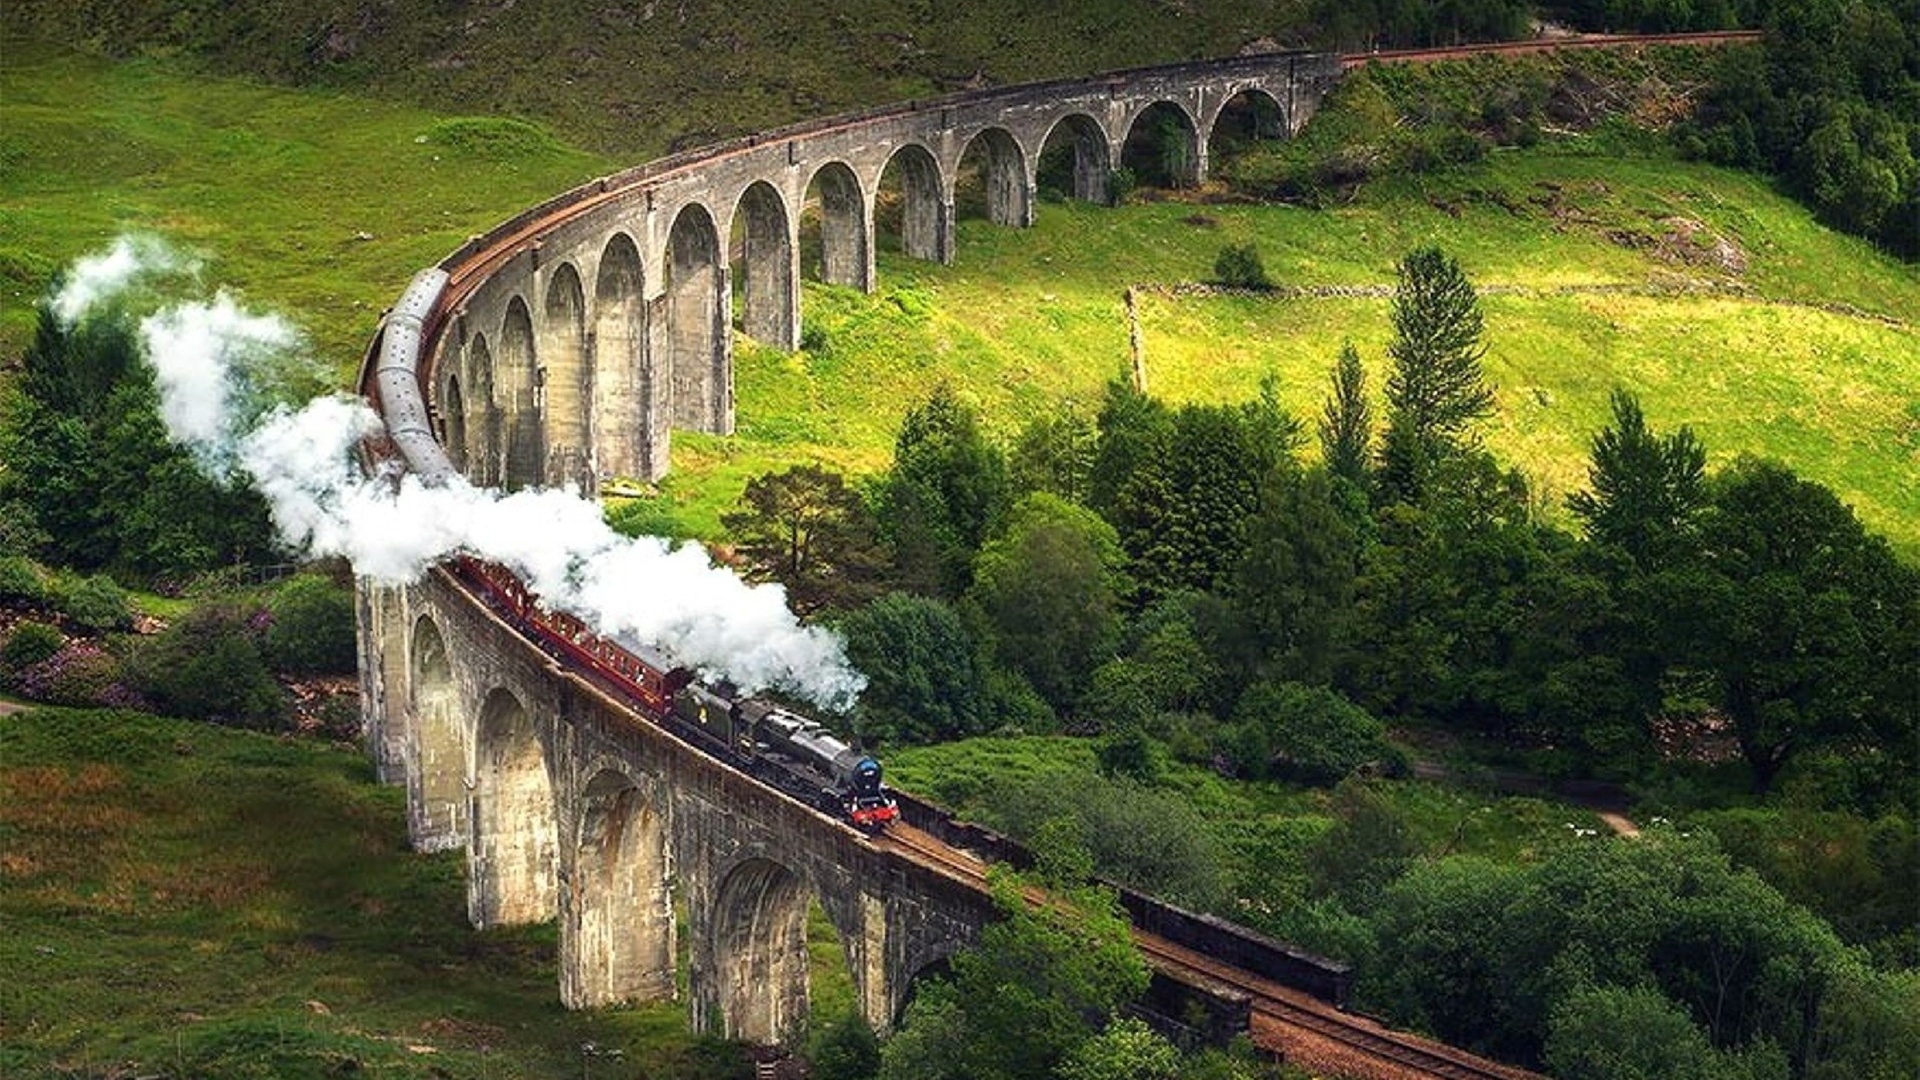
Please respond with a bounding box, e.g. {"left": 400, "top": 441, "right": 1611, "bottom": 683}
{"left": 722, "top": 463, "right": 885, "bottom": 615}
{"left": 968, "top": 493, "right": 1127, "bottom": 716}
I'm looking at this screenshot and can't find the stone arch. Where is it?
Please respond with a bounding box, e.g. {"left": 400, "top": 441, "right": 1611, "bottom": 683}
{"left": 497, "top": 297, "right": 542, "bottom": 491}
{"left": 893, "top": 953, "right": 957, "bottom": 1025}
{"left": 438, "top": 371, "right": 468, "bottom": 473}
{"left": 541, "top": 263, "right": 592, "bottom": 489}
{"left": 801, "top": 161, "right": 871, "bottom": 291}
{"left": 1036, "top": 112, "right": 1114, "bottom": 205}
{"left": 1121, "top": 100, "right": 1202, "bottom": 190}
{"left": 465, "top": 333, "right": 500, "bottom": 488}
{"left": 954, "top": 126, "right": 1033, "bottom": 228}
{"left": 709, "top": 857, "right": 814, "bottom": 1044}
{"left": 729, "top": 181, "right": 798, "bottom": 350}
{"left": 408, "top": 615, "right": 467, "bottom": 852}
{"left": 469, "top": 687, "right": 558, "bottom": 928}
{"left": 875, "top": 143, "right": 949, "bottom": 264}
{"left": 664, "top": 203, "right": 732, "bottom": 435}
{"left": 593, "top": 232, "right": 657, "bottom": 481}
{"left": 1206, "top": 87, "right": 1286, "bottom": 166}
{"left": 561, "top": 766, "right": 674, "bottom": 1008}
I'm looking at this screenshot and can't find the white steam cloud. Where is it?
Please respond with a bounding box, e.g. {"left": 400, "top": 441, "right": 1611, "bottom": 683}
{"left": 53, "top": 234, "right": 195, "bottom": 327}
{"left": 56, "top": 237, "right": 867, "bottom": 710}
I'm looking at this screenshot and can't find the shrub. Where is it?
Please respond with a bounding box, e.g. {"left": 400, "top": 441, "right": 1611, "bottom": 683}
{"left": 1107, "top": 165, "right": 1138, "bottom": 205}
{"left": 59, "top": 573, "right": 133, "bottom": 631}
{"left": 1213, "top": 243, "right": 1272, "bottom": 290}
{"left": 2, "top": 621, "right": 64, "bottom": 677}
{"left": 14, "top": 641, "right": 125, "bottom": 707}
{"left": 800, "top": 321, "right": 832, "bottom": 355}
{"left": 263, "top": 574, "right": 357, "bottom": 675}
{"left": 0, "top": 500, "right": 48, "bottom": 557}
{"left": 124, "top": 604, "right": 286, "bottom": 728}
{"left": 1226, "top": 680, "right": 1398, "bottom": 785}
{"left": 0, "top": 555, "right": 48, "bottom": 604}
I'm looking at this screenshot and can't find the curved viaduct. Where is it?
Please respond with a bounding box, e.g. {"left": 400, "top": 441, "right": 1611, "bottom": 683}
{"left": 354, "top": 52, "right": 1347, "bottom": 1046}
{"left": 402, "top": 49, "right": 1342, "bottom": 492}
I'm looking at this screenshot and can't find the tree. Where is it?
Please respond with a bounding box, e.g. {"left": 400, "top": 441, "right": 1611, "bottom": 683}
{"left": 875, "top": 385, "right": 1009, "bottom": 598}
{"left": 1693, "top": 459, "right": 1918, "bottom": 793}
{"left": 723, "top": 464, "right": 886, "bottom": 614}
{"left": 879, "top": 869, "right": 1148, "bottom": 1080}
{"left": 1378, "top": 246, "right": 1492, "bottom": 503}
{"left": 1567, "top": 388, "right": 1708, "bottom": 567}
{"left": 840, "top": 592, "right": 988, "bottom": 745}
{"left": 968, "top": 494, "right": 1127, "bottom": 716}
{"left": 1088, "top": 378, "right": 1170, "bottom": 518}
{"left": 1233, "top": 464, "right": 1359, "bottom": 685}
{"left": 1318, "top": 340, "right": 1373, "bottom": 495}
{"left": 1056, "top": 1018, "right": 1181, "bottom": 1080}
{"left": 0, "top": 305, "right": 276, "bottom": 582}
{"left": 1545, "top": 983, "right": 1722, "bottom": 1080}
{"left": 1106, "top": 400, "right": 1295, "bottom": 602}
{"left": 1008, "top": 406, "right": 1097, "bottom": 504}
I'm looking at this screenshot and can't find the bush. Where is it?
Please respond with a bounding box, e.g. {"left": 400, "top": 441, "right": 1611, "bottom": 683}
{"left": 2, "top": 621, "right": 64, "bottom": 677}
{"left": 14, "top": 641, "right": 126, "bottom": 707}
{"left": 0, "top": 500, "right": 48, "bottom": 557}
{"left": 0, "top": 555, "right": 48, "bottom": 604}
{"left": 1226, "top": 680, "right": 1397, "bottom": 785}
{"left": 807, "top": 1013, "right": 880, "bottom": 1080}
{"left": 1213, "top": 243, "right": 1272, "bottom": 290}
{"left": 59, "top": 573, "right": 133, "bottom": 631}
{"left": 263, "top": 574, "right": 357, "bottom": 675}
{"left": 124, "top": 604, "right": 286, "bottom": 728}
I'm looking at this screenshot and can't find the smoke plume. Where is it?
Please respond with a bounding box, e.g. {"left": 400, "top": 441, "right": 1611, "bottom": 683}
{"left": 55, "top": 237, "right": 867, "bottom": 710}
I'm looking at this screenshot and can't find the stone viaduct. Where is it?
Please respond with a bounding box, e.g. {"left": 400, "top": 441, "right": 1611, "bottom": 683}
{"left": 417, "top": 49, "right": 1342, "bottom": 493}
{"left": 357, "top": 50, "right": 1343, "bottom": 1044}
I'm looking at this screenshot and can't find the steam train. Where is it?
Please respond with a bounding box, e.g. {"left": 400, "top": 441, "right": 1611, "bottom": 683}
{"left": 451, "top": 556, "right": 899, "bottom": 830}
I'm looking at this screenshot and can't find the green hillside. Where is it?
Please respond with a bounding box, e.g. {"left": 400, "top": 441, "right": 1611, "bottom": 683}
{"left": 0, "top": 706, "right": 759, "bottom": 1078}
{"left": 7, "top": 1, "right": 1322, "bottom": 157}
{"left": 5, "top": 34, "right": 1914, "bottom": 551}
{"left": 698, "top": 153, "right": 1920, "bottom": 551}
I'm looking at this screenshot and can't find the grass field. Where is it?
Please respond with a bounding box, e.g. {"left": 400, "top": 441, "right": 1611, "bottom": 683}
{"left": 4, "top": 34, "right": 1915, "bottom": 559}
{"left": 701, "top": 152, "right": 1920, "bottom": 550}
{"left": 0, "top": 705, "right": 870, "bottom": 1079}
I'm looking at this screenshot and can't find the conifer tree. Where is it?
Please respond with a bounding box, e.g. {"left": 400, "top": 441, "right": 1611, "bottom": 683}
{"left": 1379, "top": 246, "right": 1492, "bottom": 503}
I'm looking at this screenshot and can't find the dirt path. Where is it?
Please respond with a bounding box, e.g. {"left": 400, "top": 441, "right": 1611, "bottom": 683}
{"left": 1411, "top": 759, "right": 1643, "bottom": 837}
{"left": 0, "top": 699, "right": 31, "bottom": 717}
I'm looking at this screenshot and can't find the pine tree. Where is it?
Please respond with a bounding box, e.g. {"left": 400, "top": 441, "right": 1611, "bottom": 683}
{"left": 1319, "top": 340, "right": 1373, "bottom": 493}
{"left": 1379, "top": 246, "right": 1491, "bottom": 504}
{"left": 1567, "top": 389, "right": 1708, "bottom": 568}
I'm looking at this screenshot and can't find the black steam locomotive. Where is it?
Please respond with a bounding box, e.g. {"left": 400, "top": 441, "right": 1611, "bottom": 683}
{"left": 453, "top": 556, "right": 899, "bottom": 830}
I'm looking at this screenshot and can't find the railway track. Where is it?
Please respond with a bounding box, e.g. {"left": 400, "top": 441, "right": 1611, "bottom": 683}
{"left": 1340, "top": 29, "right": 1762, "bottom": 68}
{"left": 878, "top": 824, "right": 1537, "bottom": 1080}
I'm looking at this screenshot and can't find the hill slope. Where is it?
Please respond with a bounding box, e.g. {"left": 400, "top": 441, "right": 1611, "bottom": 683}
{"left": 3, "top": 36, "right": 1915, "bottom": 552}
{"left": 9, "top": 0, "right": 1322, "bottom": 157}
